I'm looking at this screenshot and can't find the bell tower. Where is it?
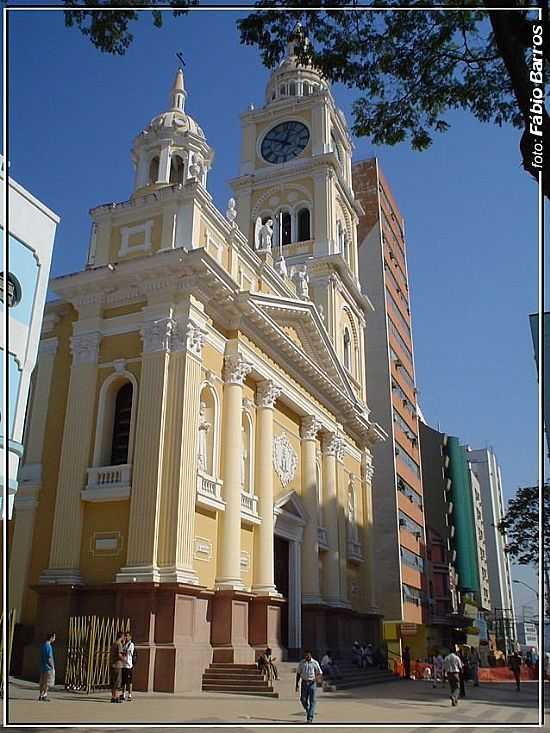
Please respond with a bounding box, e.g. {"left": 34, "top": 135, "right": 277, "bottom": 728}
{"left": 230, "top": 31, "right": 369, "bottom": 399}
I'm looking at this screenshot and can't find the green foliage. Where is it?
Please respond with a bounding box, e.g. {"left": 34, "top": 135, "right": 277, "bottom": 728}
{"left": 498, "top": 484, "right": 549, "bottom": 568}
{"left": 238, "top": 4, "right": 529, "bottom": 151}
{"left": 63, "top": 1, "right": 196, "bottom": 56}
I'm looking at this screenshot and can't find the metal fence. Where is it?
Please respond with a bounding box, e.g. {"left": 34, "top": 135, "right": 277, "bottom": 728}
{"left": 65, "top": 616, "right": 130, "bottom": 693}
{"left": 0, "top": 609, "right": 16, "bottom": 696}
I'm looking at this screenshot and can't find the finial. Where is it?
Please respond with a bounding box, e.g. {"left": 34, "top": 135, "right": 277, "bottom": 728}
{"left": 170, "top": 66, "right": 187, "bottom": 112}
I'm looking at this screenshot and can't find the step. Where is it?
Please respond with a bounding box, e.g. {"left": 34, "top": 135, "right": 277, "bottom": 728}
{"left": 202, "top": 687, "right": 279, "bottom": 698}
{"left": 210, "top": 663, "right": 258, "bottom": 669}
{"left": 202, "top": 683, "right": 275, "bottom": 693}
{"left": 204, "top": 669, "right": 265, "bottom": 677}
{"left": 203, "top": 678, "right": 268, "bottom": 687}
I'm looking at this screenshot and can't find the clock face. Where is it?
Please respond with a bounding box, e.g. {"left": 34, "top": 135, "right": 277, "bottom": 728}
{"left": 261, "top": 121, "right": 310, "bottom": 164}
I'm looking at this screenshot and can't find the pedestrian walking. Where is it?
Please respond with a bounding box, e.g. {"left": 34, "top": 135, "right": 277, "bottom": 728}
{"left": 509, "top": 650, "right": 522, "bottom": 691}
{"left": 443, "top": 648, "right": 463, "bottom": 707}
{"left": 38, "top": 632, "right": 55, "bottom": 701}
{"left": 432, "top": 652, "right": 444, "bottom": 688}
{"left": 295, "top": 650, "right": 323, "bottom": 724}
{"left": 457, "top": 647, "right": 467, "bottom": 698}
{"left": 122, "top": 631, "right": 135, "bottom": 701}
{"left": 110, "top": 630, "right": 125, "bottom": 703}
{"left": 402, "top": 646, "right": 411, "bottom": 679}
{"left": 470, "top": 646, "right": 480, "bottom": 687}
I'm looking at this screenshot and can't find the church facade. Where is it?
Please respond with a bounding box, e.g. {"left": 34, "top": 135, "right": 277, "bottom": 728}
{"left": 10, "top": 40, "right": 386, "bottom": 692}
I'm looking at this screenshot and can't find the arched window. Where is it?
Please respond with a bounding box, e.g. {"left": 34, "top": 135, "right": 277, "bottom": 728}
{"left": 343, "top": 328, "right": 352, "bottom": 372}
{"left": 110, "top": 383, "right": 133, "bottom": 465}
{"left": 343, "top": 233, "right": 350, "bottom": 264}
{"left": 303, "top": 83, "right": 310, "bottom": 96}
{"left": 289, "top": 81, "right": 297, "bottom": 96}
{"left": 280, "top": 84, "right": 287, "bottom": 97}
{"left": 297, "top": 208, "right": 311, "bottom": 242}
{"left": 149, "top": 156, "right": 160, "bottom": 184}
{"left": 169, "top": 155, "right": 184, "bottom": 184}
{"left": 280, "top": 211, "right": 292, "bottom": 246}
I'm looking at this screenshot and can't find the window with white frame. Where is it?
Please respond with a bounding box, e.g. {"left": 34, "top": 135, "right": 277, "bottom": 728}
{"left": 93, "top": 371, "right": 138, "bottom": 469}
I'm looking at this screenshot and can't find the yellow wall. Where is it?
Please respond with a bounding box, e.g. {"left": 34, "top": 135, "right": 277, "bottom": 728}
{"left": 79, "top": 501, "right": 130, "bottom": 583}
{"left": 109, "top": 216, "right": 163, "bottom": 262}
{"left": 194, "top": 509, "right": 218, "bottom": 588}
{"left": 22, "top": 308, "right": 76, "bottom": 623}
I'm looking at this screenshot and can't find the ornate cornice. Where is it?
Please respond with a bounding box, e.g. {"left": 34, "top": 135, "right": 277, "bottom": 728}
{"left": 256, "top": 380, "right": 282, "bottom": 409}
{"left": 223, "top": 353, "right": 252, "bottom": 385}
{"left": 300, "top": 415, "right": 322, "bottom": 441}
{"left": 70, "top": 331, "right": 101, "bottom": 366}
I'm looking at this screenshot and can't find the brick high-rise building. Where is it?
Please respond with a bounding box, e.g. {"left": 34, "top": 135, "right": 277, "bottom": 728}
{"left": 352, "top": 159, "right": 427, "bottom": 659}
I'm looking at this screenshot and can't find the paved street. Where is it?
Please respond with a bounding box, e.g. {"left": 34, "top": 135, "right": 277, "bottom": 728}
{"left": 6, "top": 676, "right": 543, "bottom": 731}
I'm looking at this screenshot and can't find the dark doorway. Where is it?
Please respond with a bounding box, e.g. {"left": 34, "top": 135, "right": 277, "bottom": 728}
{"left": 274, "top": 535, "right": 289, "bottom": 648}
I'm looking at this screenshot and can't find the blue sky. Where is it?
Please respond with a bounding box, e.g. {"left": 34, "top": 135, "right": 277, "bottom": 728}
{"left": 7, "top": 8, "right": 542, "bottom": 613}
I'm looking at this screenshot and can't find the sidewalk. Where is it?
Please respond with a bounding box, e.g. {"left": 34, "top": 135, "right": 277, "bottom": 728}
{"left": 6, "top": 675, "right": 541, "bottom": 730}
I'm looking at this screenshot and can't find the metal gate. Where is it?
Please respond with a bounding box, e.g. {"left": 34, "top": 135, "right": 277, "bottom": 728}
{"left": 65, "top": 615, "right": 130, "bottom": 693}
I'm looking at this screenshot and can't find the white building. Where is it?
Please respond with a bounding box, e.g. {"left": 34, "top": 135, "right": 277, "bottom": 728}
{"left": 1, "top": 157, "right": 59, "bottom": 518}
{"left": 468, "top": 448, "right": 516, "bottom": 644}
{"left": 468, "top": 467, "right": 491, "bottom": 611}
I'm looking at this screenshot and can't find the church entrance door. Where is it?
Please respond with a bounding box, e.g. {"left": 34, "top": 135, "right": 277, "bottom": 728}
{"left": 274, "top": 535, "right": 289, "bottom": 648}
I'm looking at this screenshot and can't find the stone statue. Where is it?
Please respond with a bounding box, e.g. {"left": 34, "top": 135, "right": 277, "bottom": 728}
{"left": 274, "top": 255, "right": 287, "bottom": 278}
{"left": 291, "top": 264, "right": 309, "bottom": 299}
{"left": 226, "top": 197, "right": 237, "bottom": 225}
{"left": 254, "top": 217, "right": 273, "bottom": 252}
{"left": 348, "top": 480, "right": 359, "bottom": 542}
{"left": 197, "top": 401, "right": 211, "bottom": 473}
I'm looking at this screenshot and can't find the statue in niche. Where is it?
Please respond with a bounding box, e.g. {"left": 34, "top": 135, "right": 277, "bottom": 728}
{"left": 226, "top": 197, "right": 237, "bottom": 225}
{"left": 254, "top": 217, "right": 273, "bottom": 252}
{"left": 197, "top": 401, "right": 211, "bottom": 474}
{"left": 241, "top": 425, "right": 248, "bottom": 488}
{"left": 348, "top": 480, "right": 359, "bottom": 542}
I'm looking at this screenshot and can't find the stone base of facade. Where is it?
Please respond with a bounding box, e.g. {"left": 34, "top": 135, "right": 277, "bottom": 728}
{"left": 23, "top": 583, "right": 290, "bottom": 692}
{"left": 302, "top": 604, "right": 382, "bottom": 659}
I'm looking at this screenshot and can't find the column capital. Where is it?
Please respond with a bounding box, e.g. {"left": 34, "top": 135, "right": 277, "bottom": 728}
{"left": 141, "top": 316, "right": 175, "bottom": 354}
{"left": 300, "top": 415, "right": 322, "bottom": 441}
{"left": 322, "top": 431, "right": 345, "bottom": 459}
{"left": 256, "top": 380, "right": 282, "bottom": 409}
{"left": 223, "top": 353, "right": 252, "bottom": 385}
{"left": 70, "top": 331, "right": 101, "bottom": 366}
{"left": 183, "top": 320, "right": 207, "bottom": 358}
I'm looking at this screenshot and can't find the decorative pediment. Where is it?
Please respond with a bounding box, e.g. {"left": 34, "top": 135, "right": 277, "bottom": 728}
{"left": 274, "top": 490, "right": 308, "bottom": 524}
{"left": 239, "top": 292, "right": 356, "bottom": 403}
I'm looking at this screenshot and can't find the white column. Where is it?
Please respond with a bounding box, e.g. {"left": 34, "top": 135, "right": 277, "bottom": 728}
{"left": 158, "top": 145, "right": 171, "bottom": 183}
{"left": 216, "top": 352, "right": 252, "bottom": 590}
{"left": 321, "top": 431, "right": 343, "bottom": 605}
{"left": 288, "top": 539, "right": 302, "bottom": 651}
{"left": 252, "top": 380, "right": 282, "bottom": 595}
{"left": 300, "top": 416, "right": 322, "bottom": 604}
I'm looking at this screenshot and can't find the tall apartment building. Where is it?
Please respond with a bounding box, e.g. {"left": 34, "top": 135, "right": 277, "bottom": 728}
{"left": 468, "top": 448, "right": 516, "bottom": 653}
{"left": 353, "top": 159, "right": 427, "bottom": 658}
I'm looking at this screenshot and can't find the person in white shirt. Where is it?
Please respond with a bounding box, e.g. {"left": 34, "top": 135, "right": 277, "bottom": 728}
{"left": 444, "top": 647, "right": 463, "bottom": 706}
{"left": 121, "top": 632, "right": 135, "bottom": 701}
{"left": 295, "top": 650, "right": 323, "bottom": 723}
{"left": 320, "top": 650, "right": 341, "bottom": 681}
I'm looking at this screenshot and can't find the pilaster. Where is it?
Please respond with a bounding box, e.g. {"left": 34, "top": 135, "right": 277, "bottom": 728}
{"left": 361, "top": 451, "right": 379, "bottom": 613}
{"left": 117, "top": 309, "right": 174, "bottom": 583}
{"left": 42, "top": 329, "right": 102, "bottom": 583}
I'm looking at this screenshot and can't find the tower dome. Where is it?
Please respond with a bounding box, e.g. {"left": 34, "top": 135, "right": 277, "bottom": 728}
{"left": 132, "top": 69, "right": 214, "bottom": 195}
{"left": 264, "top": 28, "right": 328, "bottom": 106}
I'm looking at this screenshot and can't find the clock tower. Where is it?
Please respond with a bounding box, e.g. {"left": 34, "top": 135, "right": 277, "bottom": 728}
{"left": 230, "top": 32, "right": 370, "bottom": 402}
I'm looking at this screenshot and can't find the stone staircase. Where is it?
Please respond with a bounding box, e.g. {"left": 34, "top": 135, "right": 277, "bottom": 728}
{"left": 201, "top": 663, "right": 279, "bottom": 697}
{"left": 324, "top": 661, "right": 401, "bottom": 691}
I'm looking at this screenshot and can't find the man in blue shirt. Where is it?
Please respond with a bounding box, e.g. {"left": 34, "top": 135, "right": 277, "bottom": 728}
{"left": 38, "top": 632, "right": 55, "bottom": 701}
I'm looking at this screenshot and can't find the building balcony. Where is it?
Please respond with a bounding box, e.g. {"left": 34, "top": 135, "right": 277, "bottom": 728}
{"left": 240, "top": 489, "right": 261, "bottom": 525}
{"left": 82, "top": 464, "right": 132, "bottom": 502}
{"left": 196, "top": 471, "right": 225, "bottom": 512}
{"left": 347, "top": 538, "right": 364, "bottom": 563}
{"left": 317, "top": 526, "right": 329, "bottom": 550}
